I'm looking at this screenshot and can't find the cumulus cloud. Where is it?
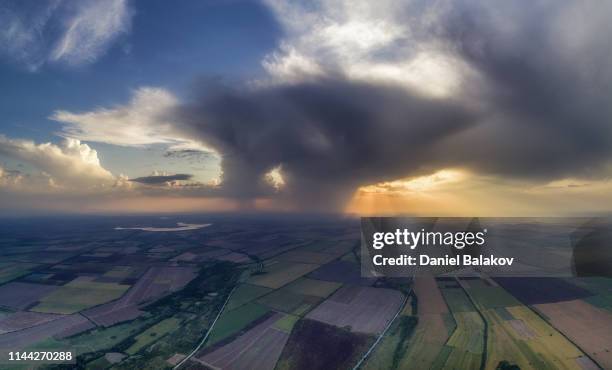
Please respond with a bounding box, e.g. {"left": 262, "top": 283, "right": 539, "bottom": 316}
{"left": 261, "top": 0, "right": 472, "bottom": 97}
{"left": 0, "top": 0, "right": 131, "bottom": 69}
{"left": 50, "top": 87, "right": 210, "bottom": 151}
{"left": 0, "top": 135, "right": 115, "bottom": 189}
{"left": 168, "top": 0, "right": 612, "bottom": 211}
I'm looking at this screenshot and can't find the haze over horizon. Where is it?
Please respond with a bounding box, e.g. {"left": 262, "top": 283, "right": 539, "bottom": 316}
{"left": 2, "top": 0, "right": 612, "bottom": 215}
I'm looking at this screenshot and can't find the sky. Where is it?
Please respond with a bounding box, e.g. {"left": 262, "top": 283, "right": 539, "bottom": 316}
{"left": 1, "top": 0, "right": 612, "bottom": 215}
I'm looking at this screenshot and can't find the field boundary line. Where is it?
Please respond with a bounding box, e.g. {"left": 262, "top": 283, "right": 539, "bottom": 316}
{"left": 174, "top": 284, "right": 238, "bottom": 369}
{"left": 456, "top": 277, "right": 487, "bottom": 370}
{"left": 352, "top": 289, "right": 409, "bottom": 370}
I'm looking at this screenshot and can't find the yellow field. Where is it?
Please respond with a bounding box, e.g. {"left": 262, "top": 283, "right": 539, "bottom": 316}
{"left": 443, "top": 312, "right": 484, "bottom": 370}
{"left": 31, "top": 278, "right": 129, "bottom": 314}
{"left": 483, "top": 306, "right": 586, "bottom": 370}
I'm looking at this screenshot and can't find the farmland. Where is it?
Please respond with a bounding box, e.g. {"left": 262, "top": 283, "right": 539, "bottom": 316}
{"left": 205, "top": 302, "right": 270, "bottom": 346}
{"left": 1, "top": 216, "right": 611, "bottom": 369}
{"left": 439, "top": 281, "right": 484, "bottom": 370}
{"left": 248, "top": 261, "right": 321, "bottom": 289}
{"left": 390, "top": 276, "right": 451, "bottom": 370}
{"left": 462, "top": 277, "right": 592, "bottom": 370}
{"left": 276, "top": 319, "right": 372, "bottom": 370}
{"left": 306, "top": 285, "right": 404, "bottom": 334}
{"left": 534, "top": 299, "right": 612, "bottom": 369}
{"left": 31, "top": 277, "right": 130, "bottom": 314}
{"left": 126, "top": 317, "right": 182, "bottom": 355}
{"left": 198, "top": 313, "right": 290, "bottom": 370}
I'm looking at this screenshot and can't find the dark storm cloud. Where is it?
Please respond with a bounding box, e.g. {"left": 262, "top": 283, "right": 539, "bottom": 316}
{"left": 435, "top": 0, "right": 612, "bottom": 179}
{"left": 130, "top": 174, "right": 193, "bottom": 184}
{"left": 172, "top": 1, "right": 612, "bottom": 209}
{"left": 175, "top": 79, "right": 477, "bottom": 208}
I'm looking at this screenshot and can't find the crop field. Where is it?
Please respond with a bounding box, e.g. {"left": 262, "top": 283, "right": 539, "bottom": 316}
{"left": 388, "top": 276, "right": 450, "bottom": 369}
{"left": 306, "top": 285, "right": 403, "bottom": 334}
{"left": 396, "top": 314, "right": 450, "bottom": 369}
{"left": 276, "top": 250, "right": 339, "bottom": 264}
{"left": 0, "top": 313, "right": 93, "bottom": 350}
{"left": 584, "top": 293, "right": 612, "bottom": 311}
{"left": 479, "top": 302, "right": 589, "bottom": 369}
{"left": 82, "top": 266, "right": 197, "bottom": 326}
{"left": 306, "top": 240, "right": 356, "bottom": 256}
{"left": 102, "top": 265, "right": 136, "bottom": 280}
{"left": 31, "top": 277, "right": 130, "bottom": 314}
{"left": 493, "top": 277, "right": 593, "bottom": 305}
{"left": 206, "top": 302, "right": 270, "bottom": 346}
{"left": 0, "top": 311, "right": 61, "bottom": 333}
{"left": 534, "top": 299, "right": 612, "bottom": 369}
{"left": 462, "top": 279, "right": 521, "bottom": 309}
{"left": 443, "top": 312, "right": 483, "bottom": 370}
{"left": 437, "top": 280, "right": 485, "bottom": 370}
{"left": 276, "top": 319, "right": 371, "bottom": 370}
{"left": 274, "top": 314, "right": 300, "bottom": 332}
{"left": 126, "top": 317, "right": 181, "bottom": 355}
{"left": 362, "top": 315, "right": 418, "bottom": 370}
{"left": 257, "top": 288, "right": 320, "bottom": 314}
{"left": 457, "top": 277, "right": 592, "bottom": 370}
{"left": 307, "top": 260, "right": 374, "bottom": 286}
{"left": 61, "top": 317, "right": 156, "bottom": 355}
{"left": 0, "top": 281, "right": 59, "bottom": 310}
{"left": 198, "top": 313, "right": 290, "bottom": 370}
{"left": 440, "top": 287, "right": 477, "bottom": 312}
{"left": 225, "top": 284, "right": 272, "bottom": 311}
{"left": 570, "top": 277, "right": 612, "bottom": 295}
{"left": 283, "top": 277, "right": 341, "bottom": 298}
{"left": 0, "top": 262, "right": 40, "bottom": 284}
{"left": 248, "top": 261, "right": 320, "bottom": 289}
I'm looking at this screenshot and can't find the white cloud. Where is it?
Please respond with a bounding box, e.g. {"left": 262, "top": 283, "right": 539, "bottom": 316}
{"left": 0, "top": 0, "right": 131, "bottom": 69}
{"left": 262, "top": 0, "right": 470, "bottom": 97}
{"left": 0, "top": 135, "right": 115, "bottom": 189}
{"left": 50, "top": 87, "right": 210, "bottom": 151}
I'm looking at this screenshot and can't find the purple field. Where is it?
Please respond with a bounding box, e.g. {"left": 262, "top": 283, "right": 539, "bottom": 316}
{"left": 306, "top": 285, "right": 403, "bottom": 334}
{"left": 198, "top": 313, "right": 289, "bottom": 370}
{"left": 0, "top": 282, "right": 58, "bottom": 310}
{"left": 307, "top": 260, "right": 374, "bottom": 286}
{"left": 0, "top": 312, "right": 61, "bottom": 333}
{"left": 0, "top": 314, "right": 93, "bottom": 350}
{"left": 493, "top": 277, "right": 594, "bottom": 305}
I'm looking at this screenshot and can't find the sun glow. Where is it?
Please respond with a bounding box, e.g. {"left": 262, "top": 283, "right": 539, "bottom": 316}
{"left": 358, "top": 169, "right": 466, "bottom": 195}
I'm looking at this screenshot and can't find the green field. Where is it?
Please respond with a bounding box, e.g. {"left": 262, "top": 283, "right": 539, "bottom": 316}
{"left": 126, "top": 317, "right": 182, "bottom": 355}
{"left": 284, "top": 277, "right": 342, "bottom": 298}
{"left": 257, "top": 289, "right": 318, "bottom": 313}
{"left": 584, "top": 293, "right": 612, "bottom": 311}
{"left": 440, "top": 287, "right": 476, "bottom": 312}
{"left": 276, "top": 250, "right": 338, "bottom": 264}
{"left": 0, "top": 262, "right": 40, "bottom": 284}
{"left": 248, "top": 261, "right": 320, "bottom": 289}
{"left": 103, "top": 266, "right": 134, "bottom": 279}
{"left": 462, "top": 281, "right": 587, "bottom": 370}
{"left": 207, "top": 302, "right": 269, "bottom": 346}
{"left": 463, "top": 281, "right": 521, "bottom": 309}
{"left": 225, "top": 283, "right": 272, "bottom": 311}
{"left": 363, "top": 316, "right": 418, "bottom": 370}
{"left": 27, "top": 316, "right": 157, "bottom": 355}
{"left": 430, "top": 345, "right": 453, "bottom": 370}
{"left": 31, "top": 278, "right": 130, "bottom": 314}
{"left": 274, "top": 314, "right": 300, "bottom": 333}
{"left": 443, "top": 312, "right": 484, "bottom": 370}
{"left": 438, "top": 282, "right": 484, "bottom": 370}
